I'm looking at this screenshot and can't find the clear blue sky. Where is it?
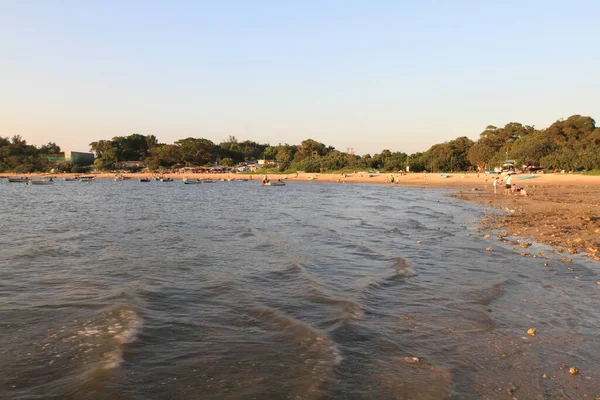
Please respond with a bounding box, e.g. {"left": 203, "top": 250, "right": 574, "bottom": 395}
{"left": 1, "top": 0, "right": 599, "bottom": 155}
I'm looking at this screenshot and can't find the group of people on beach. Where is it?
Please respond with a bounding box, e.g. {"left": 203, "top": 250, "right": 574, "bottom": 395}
{"left": 492, "top": 175, "right": 527, "bottom": 196}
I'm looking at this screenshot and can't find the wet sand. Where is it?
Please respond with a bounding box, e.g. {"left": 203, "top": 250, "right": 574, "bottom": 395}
{"left": 448, "top": 175, "right": 600, "bottom": 262}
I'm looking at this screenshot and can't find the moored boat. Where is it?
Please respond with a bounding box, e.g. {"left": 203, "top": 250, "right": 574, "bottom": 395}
{"left": 262, "top": 181, "right": 286, "bottom": 186}
{"left": 7, "top": 177, "right": 29, "bottom": 183}
{"left": 79, "top": 175, "right": 95, "bottom": 182}
{"left": 27, "top": 178, "right": 54, "bottom": 185}
{"left": 183, "top": 178, "right": 201, "bottom": 184}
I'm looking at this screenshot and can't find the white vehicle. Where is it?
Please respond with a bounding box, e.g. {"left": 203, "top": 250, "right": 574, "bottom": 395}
{"left": 500, "top": 161, "right": 517, "bottom": 175}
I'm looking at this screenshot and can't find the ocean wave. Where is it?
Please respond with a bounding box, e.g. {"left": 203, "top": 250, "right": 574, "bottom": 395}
{"left": 360, "top": 257, "right": 416, "bottom": 300}
{"left": 244, "top": 306, "right": 342, "bottom": 386}
{"left": 308, "top": 289, "right": 364, "bottom": 325}
{"left": 72, "top": 306, "right": 142, "bottom": 370}
{"left": 393, "top": 257, "right": 416, "bottom": 278}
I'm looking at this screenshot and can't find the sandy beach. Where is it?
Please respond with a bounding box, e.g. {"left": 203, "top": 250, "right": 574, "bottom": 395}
{"left": 5, "top": 171, "right": 600, "bottom": 261}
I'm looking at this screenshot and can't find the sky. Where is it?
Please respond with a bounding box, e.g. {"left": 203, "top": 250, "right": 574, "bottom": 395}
{"left": 1, "top": 0, "right": 599, "bottom": 155}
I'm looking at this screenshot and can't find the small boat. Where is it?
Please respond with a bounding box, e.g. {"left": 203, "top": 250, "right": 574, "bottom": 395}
{"left": 79, "top": 177, "right": 94, "bottom": 182}
{"left": 183, "top": 178, "right": 201, "bottom": 184}
{"left": 262, "top": 181, "right": 286, "bottom": 186}
{"left": 201, "top": 179, "right": 216, "bottom": 183}
{"left": 27, "top": 178, "right": 54, "bottom": 185}
{"left": 160, "top": 177, "right": 173, "bottom": 182}
{"left": 139, "top": 178, "right": 151, "bottom": 182}
{"left": 7, "top": 177, "right": 28, "bottom": 183}
{"left": 516, "top": 174, "right": 536, "bottom": 180}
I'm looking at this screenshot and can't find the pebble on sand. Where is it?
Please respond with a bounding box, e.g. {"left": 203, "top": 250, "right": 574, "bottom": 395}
{"left": 486, "top": 247, "right": 493, "bottom": 252}
{"left": 569, "top": 367, "right": 579, "bottom": 376}
{"left": 527, "top": 328, "right": 536, "bottom": 337}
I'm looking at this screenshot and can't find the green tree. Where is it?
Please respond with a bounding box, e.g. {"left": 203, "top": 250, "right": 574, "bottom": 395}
{"left": 0, "top": 135, "right": 50, "bottom": 172}
{"left": 508, "top": 134, "right": 558, "bottom": 166}
{"left": 276, "top": 145, "right": 296, "bottom": 165}
{"left": 146, "top": 144, "right": 181, "bottom": 170}
{"left": 262, "top": 146, "right": 278, "bottom": 160}
{"left": 478, "top": 122, "right": 535, "bottom": 152}
{"left": 176, "top": 137, "right": 217, "bottom": 166}
{"left": 237, "top": 140, "right": 269, "bottom": 161}
{"left": 294, "top": 139, "right": 330, "bottom": 161}
{"left": 467, "top": 143, "right": 496, "bottom": 171}
{"left": 544, "top": 115, "right": 596, "bottom": 149}
{"left": 424, "top": 137, "right": 474, "bottom": 172}
{"left": 89, "top": 140, "right": 113, "bottom": 158}
{"left": 39, "top": 142, "right": 62, "bottom": 154}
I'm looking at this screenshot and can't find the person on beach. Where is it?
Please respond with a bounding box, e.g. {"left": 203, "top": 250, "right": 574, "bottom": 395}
{"left": 263, "top": 175, "right": 268, "bottom": 184}
{"left": 492, "top": 176, "right": 501, "bottom": 194}
{"left": 505, "top": 174, "right": 513, "bottom": 195}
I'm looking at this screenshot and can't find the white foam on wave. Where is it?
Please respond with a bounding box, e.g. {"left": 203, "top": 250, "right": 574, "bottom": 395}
{"left": 73, "top": 307, "right": 142, "bottom": 370}
{"left": 100, "top": 308, "right": 142, "bottom": 369}
{"left": 77, "top": 327, "right": 102, "bottom": 337}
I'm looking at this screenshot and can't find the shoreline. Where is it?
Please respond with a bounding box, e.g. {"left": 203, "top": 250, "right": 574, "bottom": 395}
{"left": 6, "top": 170, "right": 600, "bottom": 187}
{"left": 4, "top": 171, "right": 599, "bottom": 261}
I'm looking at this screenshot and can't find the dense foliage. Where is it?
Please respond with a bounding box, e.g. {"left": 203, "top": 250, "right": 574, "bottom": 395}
{"left": 0, "top": 135, "right": 61, "bottom": 172}
{"left": 2, "top": 114, "right": 599, "bottom": 173}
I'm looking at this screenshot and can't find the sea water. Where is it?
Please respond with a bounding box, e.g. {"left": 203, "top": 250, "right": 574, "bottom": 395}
{"left": 1, "top": 179, "right": 599, "bottom": 399}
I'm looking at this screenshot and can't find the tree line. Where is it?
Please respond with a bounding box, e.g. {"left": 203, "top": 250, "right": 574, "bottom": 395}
{"left": 2, "top": 114, "right": 599, "bottom": 173}
{"left": 0, "top": 136, "right": 62, "bottom": 172}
